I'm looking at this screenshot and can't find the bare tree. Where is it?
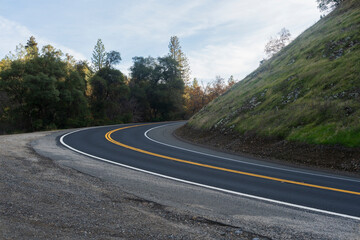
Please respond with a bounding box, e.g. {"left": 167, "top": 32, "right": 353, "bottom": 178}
{"left": 317, "top": 0, "right": 343, "bottom": 11}
{"left": 264, "top": 28, "right": 291, "bottom": 59}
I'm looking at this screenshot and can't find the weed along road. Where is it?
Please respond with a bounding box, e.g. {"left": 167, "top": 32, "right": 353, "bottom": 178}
{"left": 60, "top": 122, "right": 360, "bottom": 220}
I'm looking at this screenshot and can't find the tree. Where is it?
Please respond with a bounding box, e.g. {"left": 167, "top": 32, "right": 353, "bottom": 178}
{"left": 75, "top": 60, "right": 93, "bottom": 96}
{"left": 6, "top": 44, "right": 26, "bottom": 61}
{"left": 56, "top": 70, "right": 89, "bottom": 128}
{"left": 0, "top": 42, "right": 90, "bottom": 131}
{"left": 183, "top": 75, "right": 236, "bottom": 118}
{"left": 42, "top": 45, "right": 63, "bottom": 58}
{"left": 202, "top": 76, "right": 228, "bottom": 102}
{"left": 129, "top": 56, "right": 155, "bottom": 121}
{"left": 227, "top": 75, "right": 236, "bottom": 88}
{"left": 150, "top": 56, "right": 185, "bottom": 120}
{"left": 105, "top": 50, "right": 121, "bottom": 68}
{"left": 168, "top": 36, "right": 191, "bottom": 85}
{"left": 65, "top": 53, "right": 76, "bottom": 68}
{"left": 91, "top": 39, "right": 106, "bottom": 71}
{"left": 89, "top": 67, "right": 130, "bottom": 122}
{"left": 25, "top": 36, "right": 39, "bottom": 59}
{"left": 129, "top": 55, "right": 185, "bottom": 121}
{"left": 317, "top": 0, "right": 343, "bottom": 11}
{"left": 0, "top": 58, "right": 11, "bottom": 72}
{"left": 265, "top": 28, "right": 291, "bottom": 58}
{"left": 0, "top": 58, "right": 61, "bottom": 131}
{"left": 23, "top": 72, "right": 60, "bottom": 130}
{"left": 185, "top": 78, "right": 205, "bottom": 117}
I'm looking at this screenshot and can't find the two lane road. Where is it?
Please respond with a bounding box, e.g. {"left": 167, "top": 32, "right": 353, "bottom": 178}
{"left": 60, "top": 122, "right": 360, "bottom": 220}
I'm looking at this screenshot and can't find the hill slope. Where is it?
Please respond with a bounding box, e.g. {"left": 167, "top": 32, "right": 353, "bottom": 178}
{"left": 188, "top": 0, "right": 360, "bottom": 148}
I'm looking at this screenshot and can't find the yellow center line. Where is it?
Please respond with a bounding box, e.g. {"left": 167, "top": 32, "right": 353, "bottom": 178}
{"left": 105, "top": 123, "right": 360, "bottom": 196}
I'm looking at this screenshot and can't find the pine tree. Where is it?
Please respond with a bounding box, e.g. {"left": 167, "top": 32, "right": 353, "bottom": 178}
{"left": 25, "top": 36, "right": 39, "bottom": 59}
{"left": 91, "top": 39, "right": 106, "bottom": 71}
{"left": 168, "top": 36, "right": 191, "bottom": 85}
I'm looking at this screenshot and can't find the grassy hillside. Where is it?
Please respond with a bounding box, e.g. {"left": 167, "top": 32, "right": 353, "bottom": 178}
{"left": 188, "top": 0, "right": 360, "bottom": 148}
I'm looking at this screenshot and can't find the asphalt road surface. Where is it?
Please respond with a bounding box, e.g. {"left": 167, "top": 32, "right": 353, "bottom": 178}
{"left": 60, "top": 122, "right": 360, "bottom": 220}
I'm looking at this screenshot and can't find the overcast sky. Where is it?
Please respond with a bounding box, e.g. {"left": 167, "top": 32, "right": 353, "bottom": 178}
{"left": 0, "top": 0, "right": 321, "bottom": 83}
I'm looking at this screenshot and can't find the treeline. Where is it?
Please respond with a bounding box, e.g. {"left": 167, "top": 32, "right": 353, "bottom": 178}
{"left": 0, "top": 36, "right": 235, "bottom": 134}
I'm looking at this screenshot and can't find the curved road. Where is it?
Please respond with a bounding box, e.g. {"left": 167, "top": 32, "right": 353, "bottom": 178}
{"left": 60, "top": 122, "right": 360, "bottom": 220}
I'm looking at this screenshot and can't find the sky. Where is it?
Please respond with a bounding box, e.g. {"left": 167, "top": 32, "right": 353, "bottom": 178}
{"left": 0, "top": 0, "right": 321, "bottom": 83}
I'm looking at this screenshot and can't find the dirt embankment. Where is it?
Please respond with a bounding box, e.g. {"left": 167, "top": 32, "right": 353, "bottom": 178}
{"left": 0, "top": 131, "right": 267, "bottom": 240}
{"left": 175, "top": 125, "right": 360, "bottom": 175}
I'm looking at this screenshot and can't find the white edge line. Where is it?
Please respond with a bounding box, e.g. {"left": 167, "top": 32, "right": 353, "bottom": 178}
{"left": 145, "top": 123, "right": 360, "bottom": 183}
{"left": 59, "top": 126, "right": 360, "bottom": 221}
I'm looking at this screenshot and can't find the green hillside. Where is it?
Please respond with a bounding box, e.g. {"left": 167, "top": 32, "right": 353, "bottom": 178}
{"left": 187, "top": 0, "right": 360, "bottom": 148}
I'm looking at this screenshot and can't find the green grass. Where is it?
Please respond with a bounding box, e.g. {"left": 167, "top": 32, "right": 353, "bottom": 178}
{"left": 188, "top": 0, "right": 360, "bottom": 147}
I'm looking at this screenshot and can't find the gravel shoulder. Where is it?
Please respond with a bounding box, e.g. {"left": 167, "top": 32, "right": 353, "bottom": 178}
{"left": 1, "top": 125, "right": 359, "bottom": 239}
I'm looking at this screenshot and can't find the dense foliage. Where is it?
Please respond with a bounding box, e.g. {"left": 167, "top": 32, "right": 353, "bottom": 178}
{"left": 0, "top": 42, "right": 90, "bottom": 132}
{"left": 129, "top": 56, "right": 185, "bottom": 121}
{"left": 0, "top": 36, "right": 233, "bottom": 134}
{"left": 89, "top": 67, "right": 130, "bottom": 123}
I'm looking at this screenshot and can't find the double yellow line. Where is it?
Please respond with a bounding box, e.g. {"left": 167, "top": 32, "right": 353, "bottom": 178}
{"left": 105, "top": 123, "right": 360, "bottom": 196}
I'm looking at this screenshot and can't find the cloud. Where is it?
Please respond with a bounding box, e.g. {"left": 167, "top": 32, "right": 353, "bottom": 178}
{"left": 0, "top": 15, "right": 86, "bottom": 60}
{"left": 188, "top": 38, "right": 265, "bottom": 81}
{"left": 182, "top": 0, "right": 320, "bottom": 82}
{"left": 0, "top": 16, "right": 32, "bottom": 58}
{"left": 1, "top": 0, "right": 320, "bottom": 83}
{"left": 40, "top": 39, "right": 87, "bottom": 61}
{"left": 102, "top": 0, "right": 319, "bottom": 83}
